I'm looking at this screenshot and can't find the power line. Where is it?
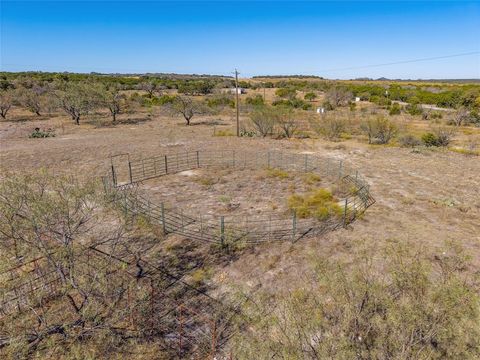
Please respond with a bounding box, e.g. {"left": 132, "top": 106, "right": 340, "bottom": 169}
{"left": 312, "top": 51, "right": 480, "bottom": 73}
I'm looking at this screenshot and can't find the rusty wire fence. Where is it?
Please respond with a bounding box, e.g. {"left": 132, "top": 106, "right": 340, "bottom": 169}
{"left": 105, "top": 150, "right": 375, "bottom": 245}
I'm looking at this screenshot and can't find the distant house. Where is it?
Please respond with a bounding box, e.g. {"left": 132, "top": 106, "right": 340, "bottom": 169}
{"left": 355, "top": 97, "right": 361, "bottom": 102}
{"left": 316, "top": 107, "right": 326, "bottom": 114}
{"left": 223, "top": 88, "right": 246, "bottom": 95}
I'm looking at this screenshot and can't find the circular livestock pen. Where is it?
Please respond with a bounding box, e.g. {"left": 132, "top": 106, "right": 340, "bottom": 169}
{"left": 104, "top": 150, "right": 375, "bottom": 245}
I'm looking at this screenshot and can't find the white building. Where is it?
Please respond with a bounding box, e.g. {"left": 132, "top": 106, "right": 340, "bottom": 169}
{"left": 223, "top": 88, "right": 246, "bottom": 95}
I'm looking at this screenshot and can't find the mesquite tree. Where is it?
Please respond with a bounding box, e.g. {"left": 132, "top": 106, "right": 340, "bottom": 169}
{"left": 101, "top": 85, "right": 125, "bottom": 122}
{"left": 168, "top": 95, "right": 206, "bottom": 125}
{"left": 17, "top": 84, "right": 50, "bottom": 116}
{"left": 54, "top": 82, "right": 100, "bottom": 125}
{"left": 0, "top": 89, "right": 14, "bottom": 119}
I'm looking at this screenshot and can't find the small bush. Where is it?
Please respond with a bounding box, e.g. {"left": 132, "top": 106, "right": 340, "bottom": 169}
{"left": 302, "top": 173, "right": 321, "bottom": 185}
{"left": 214, "top": 129, "right": 234, "bottom": 137}
{"left": 265, "top": 168, "right": 291, "bottom": 179}
{"left": 406, "top": 103, "right": 423, "bottom": 116}
{"left": 29, "top": 127, "right": 55, "bottom": 138}
{"left": 314, "top": 116, "right": 346, "bottom": 141}
{"left": 206, "top": 94, "right": 235, "bottom": 108}
{"left": 422, "top": 127, "right": 456, "bottom": 147}
{"left": 240, "top": 128, "right": 256, "bottom": 137}
{"left": 304, "top": 92, "right": 317, "bottom": 101}
{"left": 389, "top": 103, "right": 402, "bottom": 115}
{"left": 421, "top": 132, "right": 439, "bottom": 147}
{"left": 360, "top": 116, "right": 398, "bottom": 144}
{"left": 245, "top": 95, "right": 264, "bottom": 106}
{"left": 370, "top": 95, "right": 391, "bottom": 107}
{"left": 275, "top": 87, "right": 297, "bottom": 99}
{"left": 398, "top": 134, "right": 421, "bottom": 147}
{"left": 288, "top": 188, "right": 342, "bottom": 220}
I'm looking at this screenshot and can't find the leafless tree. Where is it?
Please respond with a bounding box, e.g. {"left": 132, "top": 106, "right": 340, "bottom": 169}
{"left": 168, "top": 95, "right": 206, "bottom": 125}
{"left": 325, "top": 86, "right": 353, "bottom": 108}
{"left": 250, "top": 106, "right": 276, "bottom": 137}
{"left": 360, "top": 116, "right": 397, "bottom": 144}
{"left": 451, "top": 108, "right": 470, "bottom": 127}
{"left": 275, "top": 106, "right": 297, "bottom": 138}
{"left": 138, "top": 81, "right": 157, "bottom": 98}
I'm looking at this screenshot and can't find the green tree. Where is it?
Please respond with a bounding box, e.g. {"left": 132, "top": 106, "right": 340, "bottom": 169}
{"left": 275, "top": 87, "right": 297, "bottom": 100}
{"left": 304, "top": 92, "right": 317, "bottom": 101}
{"left": 54, "top": 82, "right": 101, "bottom": 125}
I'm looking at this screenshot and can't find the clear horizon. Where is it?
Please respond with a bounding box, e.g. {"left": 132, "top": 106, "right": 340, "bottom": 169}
{"left": 1, "top": 1, "right": 479, "bottom": 79}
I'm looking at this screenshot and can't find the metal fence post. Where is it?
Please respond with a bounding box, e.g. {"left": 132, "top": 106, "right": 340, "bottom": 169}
{"left": 291, "top": 210, "right": 297, "bottom": 242}
{"left": 220, "top": 216, "right": 225, "bottom": 247}
{"left": 343, "top": 198, "right": 348, "bottom": 227}
{"left": 128, "top": 161, "right": 133, "bottom": 184}
{"left": 161, "top": 202, "right": 166, "bottom": 235}
{"left": 111, "top": 164, "right": 117, "bottom": 187}
{"left": 196, "top": 151, "right": 200, "bottom": 168}
{"left": 181, "top": 210, "right": 184, "bottom": 234}
{"left": 164, "top": 155, "right": 168, "bottom": 174}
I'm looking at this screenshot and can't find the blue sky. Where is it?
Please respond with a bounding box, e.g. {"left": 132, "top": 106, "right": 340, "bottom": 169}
{"left": 1, "top": 1, "right": 479, "bottom": 79}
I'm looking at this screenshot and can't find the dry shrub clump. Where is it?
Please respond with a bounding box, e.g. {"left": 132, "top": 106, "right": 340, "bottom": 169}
{"left": 361, "top": 116, "right": 398, "bottom": 144}
{"left": 232, "top": 241, "right": 480, "bottom": 359}
{"left": 288, "top": 188, "right": 342, "bottom": 220}
{"left": 265, "top": 167, "right": 291, "bottom": 179}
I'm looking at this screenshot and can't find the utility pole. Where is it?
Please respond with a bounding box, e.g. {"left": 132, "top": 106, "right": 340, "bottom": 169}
{"left": 234, "top": 69, "right": 240, "bottom": 137}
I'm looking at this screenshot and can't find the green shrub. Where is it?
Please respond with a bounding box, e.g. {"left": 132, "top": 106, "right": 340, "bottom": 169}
{"left": 29, "top": 127, "right": 55, "bottom": 138}
{"left": 389, "top": 103, "right": 402, "bottom": 115}
{"left": 422, "top": 127, "right": 455, "bottom": 147}
{"left": 206, "top": 94, "right": 234, "bottom": 108}
{"left": 370, "top": 95, "right": 391, "bottom": 107}
{"left": 304, "top": 92, "right": 317, "bottom": 101}
{"left": 406, "top": 103, "right": 423, "bottom": 116}
{"left": 422, "top": 132, "right": 439, "bottom": 146}
{"left": 245, "top": 95, "right": 264, "bottom": 106}
{"left": 272, "top": 98, "right": 312, "bottom": 110}
{"left": 288, "top": 188, "right": 342, "bottom": 220}
{"left": 275, "top": 87, "right": 297, "bottom": 99}
{"left": 240, "top": 128, "right": 256, "bottom": 137}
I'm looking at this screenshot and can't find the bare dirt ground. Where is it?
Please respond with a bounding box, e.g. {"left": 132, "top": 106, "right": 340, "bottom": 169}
{"left": 1, "top": 107, "right": 479, "bottom": 296}
{"left": 140, "top": 166, "right": 339, "bottom": 220}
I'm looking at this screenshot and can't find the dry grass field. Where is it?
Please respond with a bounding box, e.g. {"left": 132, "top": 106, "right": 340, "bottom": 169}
{"left": 2, "top": 104, "right": 479, "bottom": 263}
{"left": 1, "top": 92, "right": 480, "bottom": 358}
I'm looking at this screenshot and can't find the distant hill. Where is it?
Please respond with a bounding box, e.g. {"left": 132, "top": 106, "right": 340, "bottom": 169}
{"left": 350, "top": 77, "right": 480, "bottom": 84}
{"left": 252, "top": 75, "right": 324, "bottom": 79}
